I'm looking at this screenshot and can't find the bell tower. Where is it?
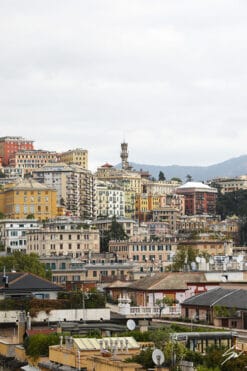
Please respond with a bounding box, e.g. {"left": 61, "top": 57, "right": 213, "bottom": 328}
{"left": 120, "top": 142, "right": 131, "bottom": 170}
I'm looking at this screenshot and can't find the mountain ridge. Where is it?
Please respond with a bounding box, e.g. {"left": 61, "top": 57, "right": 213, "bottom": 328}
{"left": 121, "top": 154, "right": 247, "bottom": 181}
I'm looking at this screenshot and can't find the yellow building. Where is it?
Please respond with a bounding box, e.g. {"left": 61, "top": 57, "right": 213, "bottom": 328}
{"left": 124, "top": 190, "right": 136, "bottom": 219}
{"left": 96, "top": 164, "right": 142, "bottom": 194}
{"left": 0, "top": 178, "right": 57, "bottom": 220}
{"left": 135, "top": 194, "right": 162, "bottom": 222}
{"left": 59, "top": 148, "right": 88, "bottom": 169}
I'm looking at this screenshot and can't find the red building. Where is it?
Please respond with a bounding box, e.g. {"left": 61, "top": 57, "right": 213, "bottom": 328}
{"left": 176, "top": 182, "right": 217, "bottom": 216}
{"left": 0, "top": 136, "right": 34, "bottom": 166}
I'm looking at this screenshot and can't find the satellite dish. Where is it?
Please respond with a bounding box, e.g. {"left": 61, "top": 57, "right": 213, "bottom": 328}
{"left": 152, "top": 349, "right": 165, "bottom": 366}
{"left": 126, "top": 319, "right": 136, "bottom": 331}
{"left": 209, "top": 257, "right": 214, "bottom": 265}
{"left": 195, "top": 256, "right": 201, "bottom": 263}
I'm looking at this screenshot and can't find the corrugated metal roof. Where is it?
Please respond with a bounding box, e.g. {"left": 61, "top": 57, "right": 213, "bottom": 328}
{"left": 182, "top": 287, "right": 247, "bottom": 309}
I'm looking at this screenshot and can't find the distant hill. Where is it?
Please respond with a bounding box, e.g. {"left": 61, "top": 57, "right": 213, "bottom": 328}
{"left": 118, "top": 155, "right": 247, "bottom": 181}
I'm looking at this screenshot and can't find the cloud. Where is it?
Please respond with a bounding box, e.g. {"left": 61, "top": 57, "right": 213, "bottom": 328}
{"left": 0, "top": 0, "right": 247, "bottom": 171}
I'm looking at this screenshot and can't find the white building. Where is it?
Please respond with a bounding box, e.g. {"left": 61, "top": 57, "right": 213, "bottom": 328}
{"left": 0, "top": 219, "right": 41, "bottom": 253}
{"left": 96, "top": 181, "right": 125, "bottom": 218}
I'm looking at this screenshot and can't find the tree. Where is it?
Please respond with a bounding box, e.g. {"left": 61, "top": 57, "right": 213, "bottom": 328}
{"left": 171, "top": 177, "right": 182, "bottom": 183}
{"left": 158, "top": 171, "right": 166, "bottom": 181}
{"left": 171, "top": 245, "right": 198, "bottom": 271}
{"left": 186, "top": 174, "right": 193, "bottom": 182}
{"left": 216, "top": 190, "right": 247, "bottom": 219}
{"left": 100, "top": 216, "right": 128, "bottom": 252}
{"left": 24, "top": 333, "right": 59, "bottom": 360}
{"left": 0, "top": 252, "right": 50, "bottom": 279}
{"left": 125, "top": 348, "right": 154, "bottom": 369}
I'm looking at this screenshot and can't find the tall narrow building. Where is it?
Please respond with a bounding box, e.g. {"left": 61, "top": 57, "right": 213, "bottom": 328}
{"left": 120, "top": 141, "right": 131, "bottom": 170}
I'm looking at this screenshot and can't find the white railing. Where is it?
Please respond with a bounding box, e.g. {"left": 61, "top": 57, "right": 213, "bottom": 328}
{"left": 128, "top": 305, "right": 181, "bottom": 317}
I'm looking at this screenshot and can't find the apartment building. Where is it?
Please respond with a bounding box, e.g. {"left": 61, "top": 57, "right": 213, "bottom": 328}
{"left": 0, "top": 178, "right": 57, "bottom": 220}
{"left": 96, "top": 181, "right": 125, "bottom": 218}
{"left": 33, "top": 163, "right": 96, "bottom": 220}
{"left": 109, "top": 238, "right": 177, "bottom": 271}
{"left": 26, "top": 219, "right": 100, "bottom": 258}
{"left": 0, "top": 136, "right": 34, "bottom": 166}
{"left": 142, "top": 179, "right": 182, "bottom": 195}
{"left": 40, "top": 255, "right": 134, "bottom": 285}
{"left": 9, "top": 149, "right": 58, "bottom": 174}
{"left": 58, "top": 148, "right": 88, "bottom": 169}
{"left": 0, "top": 218, "right": 41, "bottom": 253}
{"left": 212, "top": 176, "right": 247, "bottom": 194}
{"left": 96, "top": 163, "right": 142, "bottom": 194}
{"left": 176, "top": 182, "right": 217, "bottom": 215}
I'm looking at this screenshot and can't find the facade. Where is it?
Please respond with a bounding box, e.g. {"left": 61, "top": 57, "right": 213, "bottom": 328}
{"left": 0, "top": 178, "right": 57, "bottom": 220}
{"left": 176, "top": 182, "right": 217, "bottom": 215}
{"left": 0, "top": 219, "right": 41, "bottom": 253}
{"left": 9, "top": 149, "right": 58, "bottom": 174}
{"left": 212, "top": 176, "right": 247, "bottom": 194}
{"left": 91, "top": 218, "right": 137, "bottom": 238}
{"left": 1, "top": 166, "right": 24, "bottom": 180}
{"left": 178, "top": 236, "right": 233, "bottom": 256}
{"left": 152, "top": 207, "right": 181, "bottom": 233}
{"left": 177, "top": 215, "right": 219, "bottom": 233}
{"left": 181, "top": 287, "right": 247, "bottom": 329}
{"left": 108, "top": 238, "right": 177, "bottom": 271}
{"left": 33, "top": 163, "right": 96, "bottom": 219}
{"left": 58, "top": 148, "right": 88, "bottom": 169}
{"left": 96, "top": 181, "right": 125, "bottom": 218}
{"left": 96, "top": 164, "right": 142, "bottom": 194}
{"left": 26, "top": 219, "right": 100, "bottom": 258}
{"left": 142, "top": 180, "right": 182, "bottom": 195}
{"left": 40, "top": 255, "right": 134, "bottom": 285}
{"left": 0, "top": 136, "right": 34, "bottom": 166}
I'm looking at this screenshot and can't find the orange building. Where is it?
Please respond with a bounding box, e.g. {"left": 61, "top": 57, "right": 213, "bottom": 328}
{"left": 0, "top": 136, "right": 34, "bottom": 166}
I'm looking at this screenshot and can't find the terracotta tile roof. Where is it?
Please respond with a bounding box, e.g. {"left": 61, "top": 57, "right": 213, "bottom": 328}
{"left": 128, "top": 272, "right": 207, "bottom": 291}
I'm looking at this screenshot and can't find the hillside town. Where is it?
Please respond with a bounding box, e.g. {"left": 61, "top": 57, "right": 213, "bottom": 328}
{"left": 0, "top": 136, "right": 247, "bottom": 370}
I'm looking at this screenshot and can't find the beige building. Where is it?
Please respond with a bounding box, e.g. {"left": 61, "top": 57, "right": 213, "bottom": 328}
{"left": 58, "top": 148, "right": 88, "bottom": 169}
{"left": 26, "top": 219, "right": 100, "bottom": 258}
{"left": 9, "top": 149, "right": 58, "bottom": 174}
{"left": 109, "top": 238, "right": 177, "bottom": 272}
{"left": 40, "top": 255, "right": 135, "bottom": 285}
{"left": 142, "top": 179, "right": 182, "bottom": 195}
{"left": 0, "top": 178, "right": 57, "bottom": 220}
{"left": 96, "top": 163, "right": 142, "bottom": 194}
{"left": 212, "top": 176, "right": 247, "bottom": 194}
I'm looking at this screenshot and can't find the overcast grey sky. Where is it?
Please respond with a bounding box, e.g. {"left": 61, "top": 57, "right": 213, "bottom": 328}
{"left": 1, "top": 0, "right": 247, "bottom": 170}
